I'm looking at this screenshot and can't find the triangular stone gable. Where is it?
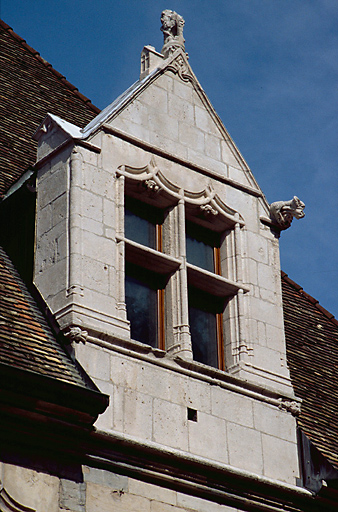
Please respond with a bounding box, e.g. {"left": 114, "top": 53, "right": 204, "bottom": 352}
{"left": 94, "top": 50, "right": 262, "bottom": 194}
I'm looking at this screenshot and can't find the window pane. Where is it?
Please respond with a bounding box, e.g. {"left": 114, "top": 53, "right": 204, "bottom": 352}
{"left": 189, "top": 305, "right": 218, "bottom": 368}
{"left": 125, "top": 208, "right": 156, "bottom": 249}
{"left": 188, "top": 286, "right": 224, "bottom": 369}
{"left": 186, "top": 221, "right": 219, "bottom": 273}
{"left": 125, "top": 274, "right": 158, "bottom": 347}
{"left": 125, "top": 196, "right": 164, "bottom": 250}
{"left": 186, "top": 235, "right": 214, "bottom": 272}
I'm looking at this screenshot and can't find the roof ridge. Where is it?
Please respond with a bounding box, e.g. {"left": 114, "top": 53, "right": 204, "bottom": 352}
{"left": 0, "top": 19, "right": 100, "bottom": 115}
{"left": 281, "top": 270, "right": 338, "bottom": 327}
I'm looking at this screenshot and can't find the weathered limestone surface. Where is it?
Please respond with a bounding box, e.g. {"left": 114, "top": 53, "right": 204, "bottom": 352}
{"left": 75, "top": 343, "right": 299, "bottom": 484}
{"left": 0, "top": 463, "right": 240, "bottom": 512}
{"left": 33, "top": 30, "right": 301, "bottom": 492}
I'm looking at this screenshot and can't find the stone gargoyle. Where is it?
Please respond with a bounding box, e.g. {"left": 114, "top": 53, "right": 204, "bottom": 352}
{"left": 269, "top": 196, "right": 305, "bottom": 229}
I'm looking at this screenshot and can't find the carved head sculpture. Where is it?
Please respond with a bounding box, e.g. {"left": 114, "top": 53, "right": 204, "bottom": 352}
{"left": 161, "top": 10, "right": 185, "bottom": 57}
{"left": 269, "top": 196, "right": 305, "bottom": 229}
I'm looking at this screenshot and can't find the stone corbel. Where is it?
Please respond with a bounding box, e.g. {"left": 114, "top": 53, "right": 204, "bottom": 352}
{"left": 278, "top": 398, "right": 301, "bottom": 416}
{"left": 269, "top": 196, "right": 305, "bottom": 229}
{"left": 143, "top": 178, "right": 160, "bottom": 196}
{"left": 200, "top": 204, "right": 218, "bottom": 217}
{"left": 64, "top": 326, "right": 88, "bottom": 344}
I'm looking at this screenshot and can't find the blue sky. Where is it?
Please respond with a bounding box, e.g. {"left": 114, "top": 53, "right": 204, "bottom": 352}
{"left": 2, "top": 0, "right": 338, "bottom": 316}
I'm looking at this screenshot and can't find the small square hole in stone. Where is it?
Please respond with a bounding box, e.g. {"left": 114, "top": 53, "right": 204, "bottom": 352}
{"left": 187, "top": 407, "right": 198, "bottom": 422}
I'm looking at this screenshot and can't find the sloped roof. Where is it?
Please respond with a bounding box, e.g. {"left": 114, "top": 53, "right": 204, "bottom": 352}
{"left": 0, "top": 244, "right": 90, "bottom": 388}
{"left": 282, "top": 271, "right": 338, "bottom": 469}
{"left": 0, "top": 19, "right": 99, "bottom": 196}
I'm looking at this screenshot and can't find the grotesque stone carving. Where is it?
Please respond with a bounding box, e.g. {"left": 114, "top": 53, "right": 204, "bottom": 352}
{"left": 269, "top": 196, "right": 305, "bottom": 229}
{"left": 278, "top": 398, "right": 301, "bottom": 416}
{"left": 161, "top": 10, "right": 185, "bottom": 58}
{"left": 200, "top": 204, "right": 218, "bottom": 217}
{"left": 144, "top": 179, "right": 160, "bottom": 195}
{"left": 64, "top": 326, "right": 88, "bottom": 344}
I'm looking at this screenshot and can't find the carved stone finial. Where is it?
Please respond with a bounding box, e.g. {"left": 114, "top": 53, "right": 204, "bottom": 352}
{"left": 161, "top": 10, "right": 185, "bottom": 58}
{"left": 269, "top": 196, "right": 305, "bottom": 230}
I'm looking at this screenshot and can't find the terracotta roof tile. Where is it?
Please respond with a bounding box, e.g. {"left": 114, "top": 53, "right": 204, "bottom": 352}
{"left": 0, "top": 19, "right": 100, "bottom": 196}
{"left": 282, "top": 272, "right": 338, "bottom": 469}
{"left": 0, "top": 245, "right": 89, "bottom": 388}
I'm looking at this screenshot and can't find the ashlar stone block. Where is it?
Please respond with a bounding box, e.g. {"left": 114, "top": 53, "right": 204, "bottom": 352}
{"left": 188, "top": 411, "right": 228, "bottom": 463}
{"left": 204, "top": 133, "right": 222, "bottom": 161}
{"left": 177, "top": 492, "right": 238, "bottom": 512}
{"left": 261, "top": 433, "right": 299, "bottom": 484}
{"left": 168, "top": 92, "right": 194, "bottom": 124}
{"left": 86, "top": 482, "right": 151, "bottom": 512}
{"left": 153, "top": 398, "right": 189, "bottom": 450}
{"left": 123, "top": 388, "right": 153, "bottom": 440}
{"left": 253, "top": 402, "right": 297, "bottom": 443}
{"left": 38, "top": 166, "right": 67, "bottom": 208}
{"left": 148, "top": 110, "right": 179, "bottom": 142}
{"left": 129, "top": 477, "right": 176, "bottom": 506}
{"left": 76, "top": 343, "right": 111, "bottom": 382}
{"left": 140, "top": 84, "right": 169, "bottom": 113}
{"left": 227, "top": 423, "right": 263, "bottom": 475}
{"left": 211, "top": 388, "right": 254, "bottom": 428}
{"left": 59, "top": 478, "right": 86, "bottom": 512}
{"left": 2, "top": 464, "right": 59, "bottom": 512}
{"left": 82, "top": 190, "right": 103, "bottom": 222}
{"left": 178, "top": 122, "right": 205, "bottom": 151}
{"left": 82, "top": 256, "right": 110, "bottom": 295}
{"left": 173, "top": 77, "right": 193, "bottom": 101}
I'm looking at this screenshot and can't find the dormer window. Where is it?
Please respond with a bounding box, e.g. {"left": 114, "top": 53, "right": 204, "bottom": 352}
{"left": 116, "top": 161, "right": 247, "bottom": 371}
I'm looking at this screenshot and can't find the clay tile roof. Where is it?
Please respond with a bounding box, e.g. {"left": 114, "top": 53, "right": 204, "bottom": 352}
{"left": 282, "top": 271, "right": 338, "bottom": 469}
{"left": 0, "top": 19, "right": 100, "bottom": 196}
{"left": 0, "top": 244, "right": 89, "bottom": 388}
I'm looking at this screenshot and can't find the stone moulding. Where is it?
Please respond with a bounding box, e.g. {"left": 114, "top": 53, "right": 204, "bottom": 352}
{"left": 117, "top": 156, "right": 243, "bottom": 229}
{"left": 0, "top": 485, "right": 35, "bottom": 512}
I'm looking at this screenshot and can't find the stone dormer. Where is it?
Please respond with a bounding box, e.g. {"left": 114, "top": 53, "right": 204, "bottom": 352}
{"left": 32, "top": 11, "right": 304, "bottom": 486}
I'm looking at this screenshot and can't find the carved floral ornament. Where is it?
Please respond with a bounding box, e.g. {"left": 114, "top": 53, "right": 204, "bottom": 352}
{"left": 269, "top": 196, "right": 305, "bottom": 230}
{"left": 117, "top": 157, "right": 243, "bottom": 228}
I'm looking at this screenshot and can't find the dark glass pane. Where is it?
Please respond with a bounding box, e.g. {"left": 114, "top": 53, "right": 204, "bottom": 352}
{"left": 186, "top": 235, "right": 214, "bottom": 272}
{"left": 125, "top": 208, "right": 156, "bottom": 249}
{"left": 186, "top": 221, "right": 219, "bottom": 273}
{"left": 125, "top": 196, "right": 164, "bottom": 249}
{"left": 125, "top": 274, "right": 158, "bottom": 347}
{"left": 189, "top": 305, "right": 218, "bottom": 368}
{"left": 188, "top": 287, "right": 224, "bottom": 368}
